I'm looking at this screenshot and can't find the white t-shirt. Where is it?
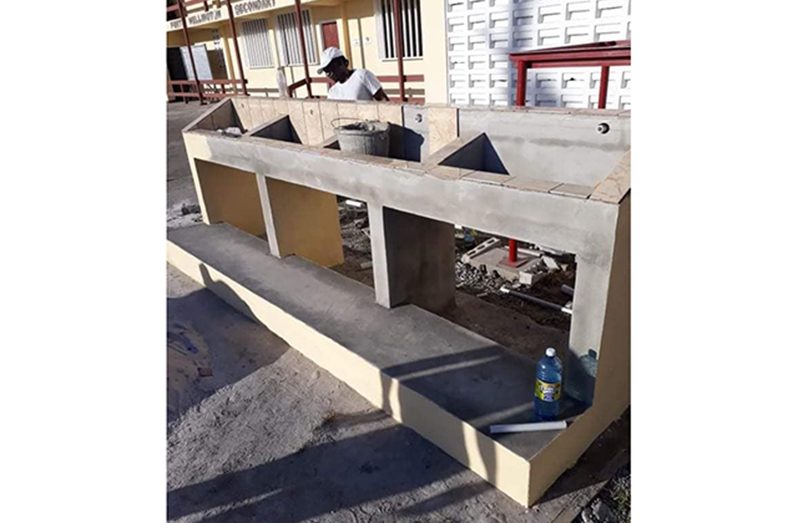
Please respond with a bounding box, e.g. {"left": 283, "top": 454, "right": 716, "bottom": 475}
{"left": 327, "top": 69, "right": 383, "bottom": 101}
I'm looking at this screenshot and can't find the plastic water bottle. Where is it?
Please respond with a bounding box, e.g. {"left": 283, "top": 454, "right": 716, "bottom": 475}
{"left": 534, "top": 347, "right": 563, "bottom": 421}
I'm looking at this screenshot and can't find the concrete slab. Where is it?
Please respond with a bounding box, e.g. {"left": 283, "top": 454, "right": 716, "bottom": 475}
{"left": 167, "top": 264, "right": 630, "bottom": 522}
{"left": 549, "top": 183, "right": 594, "bottom": 199}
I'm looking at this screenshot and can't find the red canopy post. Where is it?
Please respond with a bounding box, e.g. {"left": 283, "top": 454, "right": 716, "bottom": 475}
{"left": 392, "top": 0, "right": 406, "bottom": 101}
{"left": 225, "top": 0, "right": 248, "bottom": 95}
{"left": 294, "top": 0, "right": 313, "bottom": 98}
{"left": 178, "top": 1, "right": 204, "bottom": 104}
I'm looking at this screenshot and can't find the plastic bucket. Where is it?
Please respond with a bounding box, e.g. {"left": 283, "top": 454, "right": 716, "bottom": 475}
{"left": 332, "top": 119, "right": 390, "bottom": 157}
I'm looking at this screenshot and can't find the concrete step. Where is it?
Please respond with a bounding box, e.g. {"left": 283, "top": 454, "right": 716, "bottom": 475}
{"left": 167, "top": 223, "right": 590, "bottom": 506}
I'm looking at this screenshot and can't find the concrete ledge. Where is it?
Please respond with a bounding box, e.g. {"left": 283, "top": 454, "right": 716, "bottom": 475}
{"left": 167, "top": 223, "right": 619, "bottom": 507}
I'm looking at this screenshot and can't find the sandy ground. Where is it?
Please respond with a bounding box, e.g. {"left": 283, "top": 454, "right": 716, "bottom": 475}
{"left": 166, "top": 101, "right": 630, "bottom": 522}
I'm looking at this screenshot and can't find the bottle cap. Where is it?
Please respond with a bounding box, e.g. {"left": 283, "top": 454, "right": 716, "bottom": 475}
{"left": 545, "top": 348, "right": 556, "bottom": 358}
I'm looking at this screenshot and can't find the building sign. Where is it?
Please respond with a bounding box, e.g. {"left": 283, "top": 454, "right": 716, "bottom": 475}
{"left": 187, "top": 8, "right": 223, "bottom": 26}
{"left": 168, "top": 0, "right": 277, "bottom": 31}
{"left": 234, "top": 0, "right": 276, "bottom": 17}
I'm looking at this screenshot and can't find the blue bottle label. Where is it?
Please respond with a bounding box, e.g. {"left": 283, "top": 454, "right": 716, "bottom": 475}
{"left": 535, "top": 379, "right": 561, "bottom": 402}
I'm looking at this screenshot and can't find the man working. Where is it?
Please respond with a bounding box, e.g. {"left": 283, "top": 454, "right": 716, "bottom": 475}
{"left": 317, "top": 47, "right": 390, "bottom": 102}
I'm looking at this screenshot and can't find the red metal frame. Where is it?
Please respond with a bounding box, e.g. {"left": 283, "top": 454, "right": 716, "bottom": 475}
{"left": 507, "top": 40, "right": 631, "bottom": 263}
{"left": 225, "top": 0, "right": 248, "bottom": 95}
{"left": 287, "top": 74, "right": 425, "bottom": 103}
{"left": 392, "top": 0, "right": 406, "bottom": 101}
{"left": 177, "top": 1, "right": 203, "bottom": 104}
{"left": 169, "top": 79, "right": 248, "bottom": 102}
{"left": 509, "top": 40, "right": 630, "bottom": 108}
{"left": 294, "top": 0, "right": 313, "bottom": 98}
{"left": 168, "top": 1, "right": 250, "bottom": 102}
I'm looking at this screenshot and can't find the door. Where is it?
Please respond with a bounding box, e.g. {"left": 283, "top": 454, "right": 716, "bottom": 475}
{"left": 321, "top": 21, "right": 340, "bottom": 49}
{"left": 180, "top": 44, "right": 213, "bottom": 80}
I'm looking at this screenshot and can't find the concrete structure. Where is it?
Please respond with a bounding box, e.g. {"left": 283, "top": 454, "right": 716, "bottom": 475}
{"left": 167, "top": 95, "right": 630, "bottom": 506}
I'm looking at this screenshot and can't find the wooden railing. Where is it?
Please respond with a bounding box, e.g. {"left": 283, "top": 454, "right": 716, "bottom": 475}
{"left": 287, "top": 74, "right": 425, "bottom": 104}
{"left": 168, "top": 79, "right": 248, "bottom": 103}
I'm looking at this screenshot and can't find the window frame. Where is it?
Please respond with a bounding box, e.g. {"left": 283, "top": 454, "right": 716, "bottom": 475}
{"left": 373, "top": 0, "right": 424, "bottom": 61}
{"left": 241, "top": 17, "right": 275, "bottom": 70}
{"left": 275, "top": 9, "right": 319, "bottom": 67}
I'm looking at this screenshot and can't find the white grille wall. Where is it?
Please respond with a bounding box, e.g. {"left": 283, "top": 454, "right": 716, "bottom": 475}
{"left": 445, "top": 0, "right": 631, "bottom": 108}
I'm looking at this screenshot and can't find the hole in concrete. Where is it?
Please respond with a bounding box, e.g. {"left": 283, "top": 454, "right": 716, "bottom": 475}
{"left": 248, "top": 115, "right": 302, "bottom": 143}
{"left": 330, "top": 196, "right": 375, "bottom": 289}
{"left": 440, "top": 134, "right": 510, "bottom": 175}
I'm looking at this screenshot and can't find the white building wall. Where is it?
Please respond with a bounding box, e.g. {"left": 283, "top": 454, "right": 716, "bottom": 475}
{"left": 445, "top": 0, "right": 631, "bottom": 108}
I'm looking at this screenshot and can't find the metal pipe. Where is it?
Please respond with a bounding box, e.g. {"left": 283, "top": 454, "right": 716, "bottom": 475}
{"left": 178, "top": 0, "right": 204, "bottom": 104}
{"left": 598, "top": 64, "right": 610, "bottom": 109}
{"left": 392, "top": 0, "right": 406, "bottom": 101}
{"left": 294, "top": 0, "right": 313, "bottom": 98}
{"left": 506, "top": 60, "right": 529, "bottom": 262}
{"left": 490, "top": 421, "right": 567, "bottom": 434}
{"left": 225, "top": 0, "right": 248, "bottom": 95}
{"left": 499, "top": 286, "right": 573, "bottom": 315}
{"left": 507, "top": 239, "right": 518, "bottom": 263}
{"left": 515, "top": 59, "right": 527, "bottom": 106}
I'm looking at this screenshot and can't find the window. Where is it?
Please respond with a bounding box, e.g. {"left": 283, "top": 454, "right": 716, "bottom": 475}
{"left": 241, "top": 19, "right": 274, "bottom": 68}
{"left": 376, "top": 0, "right": 423, "bottom": 59}
{"left": 276, "top": 10, "right": 318, "bottom": 66}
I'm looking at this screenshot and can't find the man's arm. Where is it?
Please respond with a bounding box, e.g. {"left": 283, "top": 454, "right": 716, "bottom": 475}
{"left": 372, "top": 88, "right": 390, "bottom": 102}
{"left": 361, "top": 69, "right": 389, "bottom": 102}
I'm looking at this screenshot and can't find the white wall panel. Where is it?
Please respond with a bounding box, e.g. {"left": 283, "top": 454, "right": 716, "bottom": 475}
{"left": 445, "top": 0, "right": 632, "bottom": 108}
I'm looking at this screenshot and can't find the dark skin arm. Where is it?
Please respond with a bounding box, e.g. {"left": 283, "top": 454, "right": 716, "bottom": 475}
{"left": 372, "top": 88, "right": 390, "bottom": 102}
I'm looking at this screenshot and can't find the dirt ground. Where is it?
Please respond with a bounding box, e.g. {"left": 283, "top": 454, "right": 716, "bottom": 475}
{"left": 166, "top": 101, "right": 630, "bottom": 522}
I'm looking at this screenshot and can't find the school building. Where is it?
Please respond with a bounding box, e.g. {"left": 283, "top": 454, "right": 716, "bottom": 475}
{"left": 166, "top": 0, "right": 631, "bottom": 108}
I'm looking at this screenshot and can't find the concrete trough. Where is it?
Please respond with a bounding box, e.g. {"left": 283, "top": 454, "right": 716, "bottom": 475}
{"left": 171, "top": 96, "right": 631, "bottom": 507}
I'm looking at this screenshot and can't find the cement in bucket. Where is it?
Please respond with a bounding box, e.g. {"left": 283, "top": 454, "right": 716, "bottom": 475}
{"left": 333, "top": 119, "right": 390, "bottom": 157}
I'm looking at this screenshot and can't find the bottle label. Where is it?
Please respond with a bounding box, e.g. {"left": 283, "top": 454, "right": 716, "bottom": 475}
{"left": 535, "top": 379, "right": 561, "bottom": 402}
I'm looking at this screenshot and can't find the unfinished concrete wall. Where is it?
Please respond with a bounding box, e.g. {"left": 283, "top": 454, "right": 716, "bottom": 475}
{"left": 458, "top": 107, "right": 630, "bottom": 187}
{"left": 369, "top": 206, "right": 456, "bottom": 313}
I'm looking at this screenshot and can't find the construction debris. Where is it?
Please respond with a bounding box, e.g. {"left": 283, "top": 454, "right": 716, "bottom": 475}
{"left": 461, "top": 237, "right": 501, "bottom": 264}
{"left": 217, "top": 126, "right": 243, "bottom": 137}
{"left": 542, "top": 255, "right": 561, "bottom": 271}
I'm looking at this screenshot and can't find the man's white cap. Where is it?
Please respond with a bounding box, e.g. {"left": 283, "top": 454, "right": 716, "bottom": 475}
{"left": 317, "top": 47, "right": 345, "bottom": 74}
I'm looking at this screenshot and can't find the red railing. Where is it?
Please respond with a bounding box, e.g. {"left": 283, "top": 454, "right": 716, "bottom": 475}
{"left": 167, "top": 0, "right": 210, "bottom": 20}
{"left": 509, "top": 40, "right": 631, "bottom": 109}
{"left": 168, "top": 79, "right": 248, "bottom": 102}
{"left": 287, "top": 74, "right": 425, "bottom": 104}
{"left": 505, "top": 40, "right": 631, "bottom": 264}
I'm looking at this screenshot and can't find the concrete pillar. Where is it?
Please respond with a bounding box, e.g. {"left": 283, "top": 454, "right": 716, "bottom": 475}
{"left": 256, "top": 175, "right": 344, "bottom": 267}
{"left": 368, "top": 205, "right": 456, "bottom": 314}
{"left": 565, "top": 196, "right": 629, "bottom": 405}
{"left": 192, "top": 159, "right": 266, "bottom": 237}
